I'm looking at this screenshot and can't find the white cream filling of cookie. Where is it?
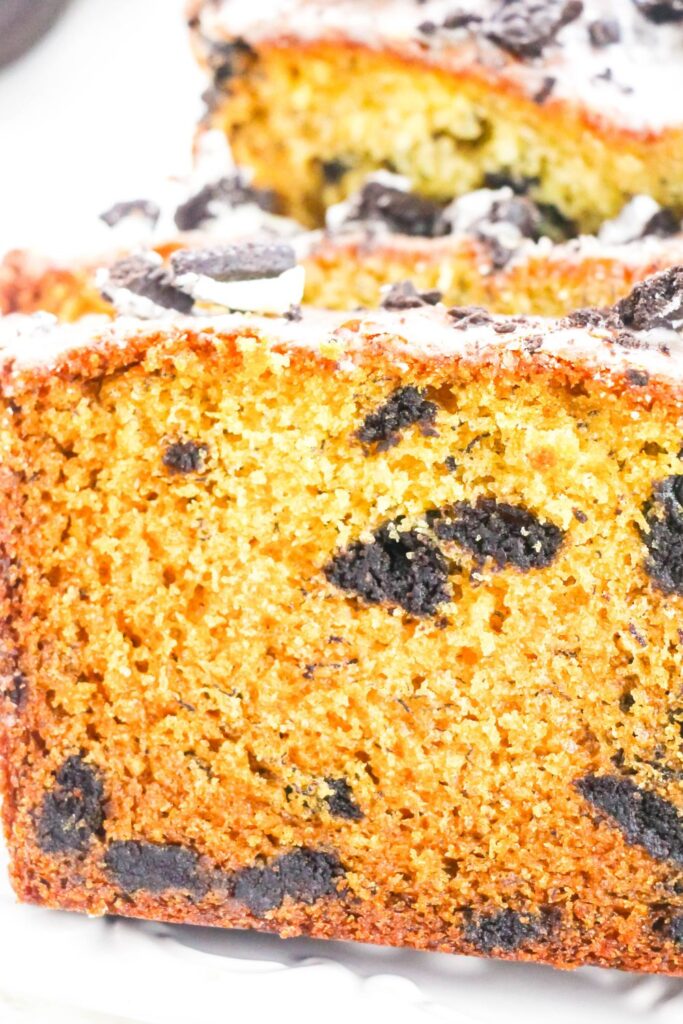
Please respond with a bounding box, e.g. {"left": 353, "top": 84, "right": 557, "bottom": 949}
{"left": 174, "top": 264, "right": 305, "bottom": 314}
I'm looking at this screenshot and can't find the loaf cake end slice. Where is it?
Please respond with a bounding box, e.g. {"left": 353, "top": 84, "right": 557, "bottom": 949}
{"left": 3, "top": 281, "right": 683, "bottom": 972}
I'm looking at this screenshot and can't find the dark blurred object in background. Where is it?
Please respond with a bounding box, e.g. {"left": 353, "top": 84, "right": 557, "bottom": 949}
{"left": 0, "top": 0, "right": 71, "bottom": 70}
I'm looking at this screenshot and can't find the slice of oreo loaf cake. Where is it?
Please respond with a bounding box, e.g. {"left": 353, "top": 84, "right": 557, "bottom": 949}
{"left": 189, "top": 0, "right": 683, "bottom": 229}
{"left": 4, "top": 167, "right": 683, "bottom": 322}
{"left": 3, "top": 259, "right": 683, "bottom": 972}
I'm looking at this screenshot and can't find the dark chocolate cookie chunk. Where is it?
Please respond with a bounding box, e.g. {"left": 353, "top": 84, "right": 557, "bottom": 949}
{"left": 615, "top": 266, "right": 683, "bottom": 332}
{"left": 105, "top": 841, "right": 203, "bottom": 894}
{"left": 588, "top": 18, "right": 621, "bottom": 45}
{"left": 355, "top": 182, "right": 448, "bottom": 237}
{"left": 174, "top": 176, "right": 277, "bottom": 232}
{"left": 431, "top": 499, "right": 564, "bottom": 570}
{"left": 320, "top": 158, "right": 351, "bottom": 185}
{"left": 6, "top": 672, "right": 28, "bottom": 708}
{"left": 233, "top": 864, "right": 284, "bottom": 916}
{"left": 485, "top": 0, "right": 584, "bottom": 59}
{"left": 380, "top": 281, "right": 443, "bottom": 310}
{"left": 464, "top": 907, "right": 556, "bottom": 952}
{"left": 357, "top": 386, "right": 438, "bottom": 450}
{"left": 633, "top": 1, "right": 683, "bottom": 23}
{"left": 277, "top": 848, "right": 344, "bottom": 903}
{"left": 37, "top": 756, "right": 105, "bottom": 854}
{"left": 325, "top": 522, "right": 451, "bottom": 617}
{"left": 0, "top": 0, "right": 70, "bottom": 70}
{"left": 324, "top": 778, "right": 364, "bottom": 820}
{"left": 162, "top": 440, "right": 207, "bottom": 475}
{"left": 576, "top": 774, "right": 683, "bottom": 865}
{"left": 670, "top": 915, "right": 683, "bottom": 945}
{"left": 206, "top": 36, "right": 257, "bottom": 87}
{"left": 171, "top": 243, "right": 296, "bottom": 282}
{"left": 102, "top": 256, "right": 193, "bottom": 314}
{"left": 232, "top": 847, "right": 344, "bottom": 916}
{"left": 643, "top": 208, "right": 681, "bottom": 238}
{"left": 641, "top": 476, "right": 683, "bottom": 595}
{"left": 100, "top": 200, "right": 161, "bottom": 229}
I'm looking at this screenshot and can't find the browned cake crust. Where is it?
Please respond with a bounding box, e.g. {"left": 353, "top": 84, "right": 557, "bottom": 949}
{"left": 3, "top": 290, "right": 683, "bottom": 973}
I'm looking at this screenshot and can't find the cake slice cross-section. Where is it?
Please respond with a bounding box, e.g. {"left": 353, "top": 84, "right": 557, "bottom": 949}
{"left": 189, "top": 0, "right": 683, "bottom": 229}
{"left": 3, "top": 278, "right": 683, "bottom": 972}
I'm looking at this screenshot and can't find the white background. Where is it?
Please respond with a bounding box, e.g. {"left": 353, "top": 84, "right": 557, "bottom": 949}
{"left": 2, "top": 3, "right": 683, "bottom": 1021}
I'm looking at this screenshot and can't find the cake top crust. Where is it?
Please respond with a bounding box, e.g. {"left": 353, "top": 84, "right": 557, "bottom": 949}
{"left": 3, "top": 292, "right": 683, "bottom": 396}
{"left": 189, "top": 0, "right": 683, "bottom": 133}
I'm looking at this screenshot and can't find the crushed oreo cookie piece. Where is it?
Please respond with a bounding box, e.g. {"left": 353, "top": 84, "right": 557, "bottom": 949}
{"left": 357, "top": 386, "right": 438, "bottom": 450}
{"left": 100, "top": 199, "right": 161, "bottom": 229}
{"left": 625, "top": 369, "right": 650, "bottom": 386}
{"left": 320, "top": 158, "right": 351, "bottom": 185}
{"left": 448, "top": 305, "right": 496, "bottom": 327}
{"left": 633, "top": 1, "right": 683, "bottom": 23}
{"left": 483, "top": 172, "right": 539, "bottom": 195}
{"left": 102, "top": 255, "right": 193, "bottom": 314}
{"left": 324, "top": 778, "right": 364, "bottom": 820}
{"left": 162, "top": 440, "right": 206, "bottom": 475}
{"left": 643, "top": 207, "right": 681, "bottom": 238}
{"left": 206, "top": 36, "right": 256, "bottom": 87}
{"left": 431, "top": 498, "right": 564, "bottom": 570}
{"left": 6, "top": 672, "right": 27, "bottom": 708}
{"left": 464, "top": 907, "right": 556, "bottom": 953}
{"left": 105, "top": 841, "right": 203, "bottom": 893}
{"left": 533, "top": 76, "right": 556, "bottom": 103}
{"left": 576, "top": 774, "right": 683, "bottom": 864}
{"left": 588, "top": 18, "right": 621, "bottom": 45}
{"left": 37, "top": 755, "right": 105, "bottom": 854}
{"left": 326, "top": 521, "right": 450, "bottom": 617}
{"left": 355, "top": 181, "right": 447, "bottom": 238}
{"left": 641, "top": 476, "right": 683, "bottom": 595}
{"left": 381, "top": 281, "right": 443, "bottom": 310}
{"left": 233, "top": 863, "right": 284, "bottom": 916}
{"left": 615, "top": 267, "right": 683, "bottom": 332}
{"left": 278, "top": 848, "right": 343, "bottom": 903}
{"left": 536, "top": 201, "right": 578, "bottom": 241}
{"left": 233, "top": 847, "right": 343, "bottom": 916}
{"left": 171, "top": 243, "right": 296, "bottom": 282}
{"left": 670, "top": 915, "right": 683, "bottom": 945}
{"left": 485, "top": 0, "right": 584, "bottom": 59}
{"left": 174, "top": 175, "right": 277, "bottom": 232}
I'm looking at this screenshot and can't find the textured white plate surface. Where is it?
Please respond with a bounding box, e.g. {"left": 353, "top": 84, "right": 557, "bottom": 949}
{"left": 2, "top": 3, "right": 683, "bottom": 1022}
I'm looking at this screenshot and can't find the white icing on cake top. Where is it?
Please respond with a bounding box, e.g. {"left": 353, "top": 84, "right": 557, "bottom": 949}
{"left": 194, "top": 0, "right": 683, "bottom": 134}
{"left": 2, "top": 306, "right": 683, "bottom": 395}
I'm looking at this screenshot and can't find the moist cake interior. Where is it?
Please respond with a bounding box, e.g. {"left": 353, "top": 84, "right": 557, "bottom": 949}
{"left": 3, "top": 321, "right": 683, "bottom": 968}
{"left": 213, "top": 42, "right": 683, "bottom": 230}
